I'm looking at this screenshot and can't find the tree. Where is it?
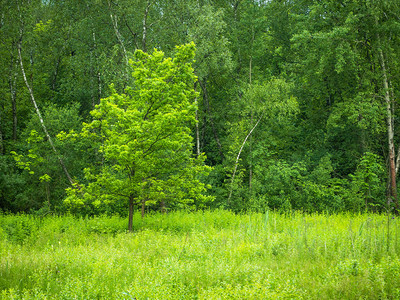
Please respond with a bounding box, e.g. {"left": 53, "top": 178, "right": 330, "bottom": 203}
{"left": 65, "top": 43, "right": 212, "bottom": 231}
{"left": 8, "top": 103, "right": 84, "bottom": 212}
{"left": 349, "top": 152, "right": 386, "bottom": 212}
{"left": 225, "top": 79, "right": 298, "bottom": 209}
{"left": 289, "top": 0, "right": 400, "bottom": 210}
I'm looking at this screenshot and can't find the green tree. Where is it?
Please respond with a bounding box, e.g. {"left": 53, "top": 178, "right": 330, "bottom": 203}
{"left": 65, "top": 43, "right": 212, "bottom": 231}
{"left": 8, "top": 103, "right": 84, "bottom": 212}
{"left": 225, "top": 79, "right": 298, "bottom": 209}
{"left": 289, "top": 0, "right": 400, "bottom": 210}
{"left": 349, "top": 152, "right": 386, "bottom": 212}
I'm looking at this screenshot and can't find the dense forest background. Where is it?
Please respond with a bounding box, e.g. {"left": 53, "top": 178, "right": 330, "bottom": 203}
{"left": 1, "top": 0, "right": 400, "bottom": 215}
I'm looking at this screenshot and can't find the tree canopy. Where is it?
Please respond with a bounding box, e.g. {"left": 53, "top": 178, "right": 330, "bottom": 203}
{"left": 63, "top": 43, "right": 212, "bottom": 230}
{"left": 1, "top": 0, "right": 400, "bottom": 216}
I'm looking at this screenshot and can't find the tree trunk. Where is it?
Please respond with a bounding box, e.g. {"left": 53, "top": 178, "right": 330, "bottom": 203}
{"left": 228, "top": 114, "right": 263, "bottom": 205}
{"left": 249, "top": 113, "right": 253, "bottom": 195}
{"left": 0, "top": 107, "right": 4, "bottom": 154}
{"left": 108, "top": 1, "right": 129, "bottom": 67}
{"left": 9, "top": 55, "right": 18, "bottom": 141}
{"left": 248, "top": 26, "right": 254, "bottom": 196}
{"left": 18, "top": 41, "right": 75, "bottom": 186}
{"left": 97, "top": 71, "right": 102, "bottom": 105}
{"left": 377, "top": 32, "right": 399, "bottom": 211}
{"left": 141, "top": 198, "right": 146, "bottom": 219}
{"left": 52, "top": 56, "right": 61, "bottom": 91}
{"left": 11, "top": 81, "right": 17, "bottom": 141}
{"left": 160, "top": 200, "right": 167, "bottom": 214}
{"left": 128, "top": 194, "right": 134, "bottom": 232}
{"left": 90, "top": 32, "right": 102, "bottom": 108}
{"left": 233, "top": 0, "right": 242, "bottom": 76}
{"left": 199, "top": 79, "right": 224, "bottom": 160}
{"left": 195, "top": 100, "right": 200, "bottom": 157}
{"left": 194, "top": 82, "right": 200, "bottom": 157}
{"left": 88, "top": 4, "right": 101, "bottom": 108}
{"left": 142, "top": 0, "right": 151, "bottom": 53}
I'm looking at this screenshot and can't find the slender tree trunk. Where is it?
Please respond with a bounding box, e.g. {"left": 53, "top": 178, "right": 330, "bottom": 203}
{"left": 142, "top": 0, "right": 151, "bottom": 53}
{"left": 9, "top": 55, "right": 18, "bottom": 141}
{"left": 91, "top": 30, "right": 102, "bottom": 108}
{"left": 194, "top": 82, "right": 200, "bottom": 157}
{"left": 195, "top": 100, "right": 200, "bottom": 157}
{"left": 0, "top": 107, "right": 4, "bottom": 154}
{"left": 387, "top": 81, "right": 400, "bottom": 175}
{"left": 128, "top": 194, "right": 134, "bottom": 232}
{"left": 45, "top": 181, "right": 50, "bottom": 208}
{"left": 124, "top": 17, "right": 139, "bottom": 50}
{"left": 227, "top": 114, "right": 263, "bottom": 205}
{"left": 233, "top": 0, "right": 242, "bottom": 76}
{"left": 18, "top": 41, "right": 75, "bottom": 186}
{"left": 395, "top": 146, "right": 400, "bottom": 176}
{"left": 393, "top": 84, "right": 400, "bottom": 175}
{"left": 88, "top": 5, "right": 101, "bottom": 108}
{"left": 108, "top": 1, "right": 129, "bottom": 67}
{"left": 199, "top": 79, "right": 224, "bottom": 160}
{"left": 141, "top": 198, "right": 146, "bottom": 219}
{"left": 11, "top": 80, "right": 17, "bottom": 141}
{"left": 248, "top": 26, "right": 254, "bottom": 196}
{"left": 377, "top": 32, "right": 399, "bottom": 211}
{"left": 160, "top": 200, "right": 167, "bottom": 214}
{"left": 52, "top": 56, "right": 61, "bottom": 91}
{"left": 97, "top": 71, "right": 102, "bottom": 104}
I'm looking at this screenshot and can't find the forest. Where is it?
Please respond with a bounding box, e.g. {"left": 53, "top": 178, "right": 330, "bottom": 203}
{"left": 3, "top": 1, "right": 400, "bottom": 299}
{"left": 1, "top": 0, "right": 400, "bottom": 216}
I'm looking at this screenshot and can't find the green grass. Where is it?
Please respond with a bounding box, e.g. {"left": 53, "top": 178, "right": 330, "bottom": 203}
{"left": 1, "top": 210, "right": 400, "bottom": 299}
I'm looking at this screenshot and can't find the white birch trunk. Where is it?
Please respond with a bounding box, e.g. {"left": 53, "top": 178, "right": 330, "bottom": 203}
{"left": 108, "top": 1, "right": 129, "bottom": 66}
{"left": 376, "top": 25, "right": 399, "bottom": 210}
{"left": 18, "top": 41, "right": 75, "bottom": 186}
{"left": 227, "top": 114, "right": 263, "bottom": 205}
{"left": 142, "top": 1, "right": 151, "bottom": 53}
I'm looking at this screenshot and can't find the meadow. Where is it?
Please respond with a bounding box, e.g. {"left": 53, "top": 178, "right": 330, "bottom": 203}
{"left": 1, "top": 210, "right": 400, "bottom": 299}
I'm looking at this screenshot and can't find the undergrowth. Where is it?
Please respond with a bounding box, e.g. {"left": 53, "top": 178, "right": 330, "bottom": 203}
{"left": 1, "top": 210, "right": 399, "bottom": 299}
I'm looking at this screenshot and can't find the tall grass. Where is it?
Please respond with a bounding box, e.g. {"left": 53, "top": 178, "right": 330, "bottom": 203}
{"left": 1, "top": 210, "right": 400, "bottom": 299}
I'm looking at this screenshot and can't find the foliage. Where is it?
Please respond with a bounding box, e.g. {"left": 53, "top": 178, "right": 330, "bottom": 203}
{"left": 349, "top": 152, "right": 386, "bottom": 212}
{"left": 64, "top": 43, "right": 213, "bottom": 219}
{"left": 1, "top": 0, "right": 400, "bottom": 215}
{"left": 224, "top": 79, "right": 299, "bottom": 210}
{"left": 5, "top": 104, "right": 84, "bottom": 212}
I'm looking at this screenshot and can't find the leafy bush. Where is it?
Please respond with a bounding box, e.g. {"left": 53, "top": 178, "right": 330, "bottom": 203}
{"left": 348, "top": 152, "right": 386, "bottom": 212}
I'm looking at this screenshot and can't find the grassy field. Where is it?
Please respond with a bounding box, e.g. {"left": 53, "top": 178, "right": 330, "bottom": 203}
{"left": 1, "top": 210, "right": 400, "bottom": 299}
